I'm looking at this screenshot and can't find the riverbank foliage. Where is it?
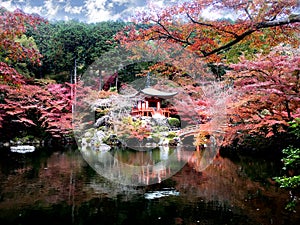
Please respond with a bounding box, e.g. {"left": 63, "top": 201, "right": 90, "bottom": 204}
{"left": 0, "top": 8, "right": 73, "bottom": 141}
{"left": 274, "top": 118, "right": 300, "bottom": 211}
{"left": 0, "top": 7, "right": 126, "bottom": 142}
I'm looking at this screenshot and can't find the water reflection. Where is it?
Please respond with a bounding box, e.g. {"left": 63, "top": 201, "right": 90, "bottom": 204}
{"left": 0, "top": 147, "right": 299, "bottom": 225}
{"left": 80, "top": 141, "right": 219, "bottom": 186}
{"left": 81, "top": 146, "right": 189, "bottom": 186}
{"left": 79, "top": 133, "right": 221, "bottom": 186}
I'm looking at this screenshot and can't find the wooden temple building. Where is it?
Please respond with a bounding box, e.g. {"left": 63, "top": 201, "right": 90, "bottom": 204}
{"left": 131, "top": 87, "right": 178, "bottom": 118}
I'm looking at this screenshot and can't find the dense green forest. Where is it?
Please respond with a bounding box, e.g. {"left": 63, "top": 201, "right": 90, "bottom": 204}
{"left": 24, "top": 20, "right": 127, "bottom": 81}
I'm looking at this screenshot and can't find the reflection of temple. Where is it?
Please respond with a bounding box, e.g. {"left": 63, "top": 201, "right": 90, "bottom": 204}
{"left": 131, "top": 87, "right": 178, "bottom": 118}
{"left": 81, "top": 145, "right": 198, "bottom": 186}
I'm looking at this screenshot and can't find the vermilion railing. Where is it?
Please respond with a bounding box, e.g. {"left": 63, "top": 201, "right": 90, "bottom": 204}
{"left": 131, "top": 107, "right": 172, "bottom": 117}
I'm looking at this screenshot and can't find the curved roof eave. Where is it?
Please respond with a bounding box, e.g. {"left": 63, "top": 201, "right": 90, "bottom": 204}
{"left": 141, "top": 87, "right": 178, "bottom": 99}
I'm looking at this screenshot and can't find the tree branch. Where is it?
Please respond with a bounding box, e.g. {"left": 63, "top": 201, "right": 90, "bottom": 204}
{"left": 151, "top": 14, "right": 300, "bottom": 58}
{"left": 206, "top": 16, "right": 300, "bottom": 57}
{"left": 256, "top": 15, "right": 300, "bottom": 28}
{"left": 244, "top": 0, "right": 253, "bottom": 21}
{"left": 202, "top": 29, "right": 256, "bottom": 57}
{"left": 186, "top": 13, "right": 239, "bottom": 38}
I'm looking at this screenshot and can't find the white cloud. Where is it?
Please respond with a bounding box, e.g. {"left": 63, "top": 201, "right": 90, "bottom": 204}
{"left": 65, "top": 2, "right": 83, "bottom": 14}
{"left": 64, "top": 15, "right": 70, "bottom": 21}
{"left": 118, "top": 5, "right": 144, "bottom": 21}
{"left": 149, "top": 0, "right": 164, "bottom": 9}
{"left": 1, "top": 1, "right": 18, "bottom": 11}
{"left": 0, "top": 0, "right": 171, "bottom": 23}
{"left": 84, "top": 0, "right": 106, "bottom": 10}
{"left": 23, "top": 4, "right": 43, "bottom": 15}
{"left": 107, "top": 2, "right": 114, "bottom": 8}
{"left": 44, "top": 0, "right": 59, "bottom": 18}
{"left": 201, "top": 5, "right": 237, "bottom": 21}
{"left": 112, "top": 0, "right": 127, "bottom": 3}
{"left": 84, "top": 0, "right": 121, "bottom": 22}
{"left": 84, "top": 0, "right": 127, "bottom": 23}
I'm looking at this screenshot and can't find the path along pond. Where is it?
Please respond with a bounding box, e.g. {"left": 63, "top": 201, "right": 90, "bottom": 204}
{"left": 0, "top": 145, "right": 299, "bottom": 225}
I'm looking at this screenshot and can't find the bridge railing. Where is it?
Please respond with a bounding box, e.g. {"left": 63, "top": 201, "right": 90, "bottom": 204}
{"left": 178, "top": 125, "right": 226, "bottom": 138}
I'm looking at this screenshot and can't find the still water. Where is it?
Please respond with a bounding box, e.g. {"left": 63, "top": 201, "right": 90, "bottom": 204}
{"left": 0, "top": 146, "right": 299, "bottom": 225}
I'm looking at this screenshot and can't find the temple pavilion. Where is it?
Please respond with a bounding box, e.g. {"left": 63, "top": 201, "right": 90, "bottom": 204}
{"left": 130, "top": 87, "right": 178, "bottom": 118}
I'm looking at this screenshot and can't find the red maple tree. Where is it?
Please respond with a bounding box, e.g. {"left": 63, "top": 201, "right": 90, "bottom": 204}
{"left": 116, "top": 0, "right": 300, "bottom": 148}
{"left": 0, "top": 8, "right": 72, "bottom": 140}
{"left": 0, "top": 83, "right": 72, "bottom": 140}
{"left": 0, "top": 7, "right": 44, "bottom": 85}
{"left": 117, "top": 0, "right": 300, "bottom": 62}
{"left": 224, "top": 46, "right": 300, "bottom": 146}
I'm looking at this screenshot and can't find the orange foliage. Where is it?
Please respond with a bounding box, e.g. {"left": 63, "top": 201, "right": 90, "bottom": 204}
{"left": 116, "top": 0, "right": 299, "bottom": 63}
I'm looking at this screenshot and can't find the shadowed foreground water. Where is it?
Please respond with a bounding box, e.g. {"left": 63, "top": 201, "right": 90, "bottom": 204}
{"left": 0, "top": 146, "right": 299, "bottom": 225}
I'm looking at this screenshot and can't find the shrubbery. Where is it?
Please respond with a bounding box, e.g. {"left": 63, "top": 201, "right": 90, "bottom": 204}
{"left": 274, "top": 118, "right": 300, "bottom": 211}
{"left": 168, "top": 117, "right": 180, "bottom": 127}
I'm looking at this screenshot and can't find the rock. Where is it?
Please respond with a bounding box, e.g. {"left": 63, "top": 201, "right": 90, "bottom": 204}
{"left": 106, "top": 134, "right": 120, "bottom": 145}
{"left": 84, "top": 131, "right": 93, "bottom": 138}
{"left": 169, "top": 139, "right": 177, "bottom": 146}
{"left": 96, "top": 144, "right": 111, "bottom": 152}
{"left": 81, "top": 138, "right": 88, "bottom": 146}
{"left": 95, "top": 115, "right": 110, "bottom": 127}
{"left": 3, "top": 142, "right": 10, "bottom": 147}
{"left": 96, "top": 130, "right": 106, "bottom": 141}
{"left": 158, "top": 138, "right": 169, "bottom": 146}
{"left": 144, "top": 142, "right": 157, "bottom": 148}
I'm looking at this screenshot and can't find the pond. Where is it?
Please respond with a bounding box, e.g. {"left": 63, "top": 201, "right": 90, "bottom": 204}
{"left": 0, "top": 145, "right": 299, "bottom": 225}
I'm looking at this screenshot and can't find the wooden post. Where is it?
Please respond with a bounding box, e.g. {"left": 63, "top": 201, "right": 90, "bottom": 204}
{"left": 99, "top": 69, "right": 102, "bottom": 91}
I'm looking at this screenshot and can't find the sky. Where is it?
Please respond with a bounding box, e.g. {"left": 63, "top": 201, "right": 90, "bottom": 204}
{"left": 0, "top": 0, "right": 240, "bottom": 23}
{"left": 0, "top": 0, "right": 180, "bottom": 23}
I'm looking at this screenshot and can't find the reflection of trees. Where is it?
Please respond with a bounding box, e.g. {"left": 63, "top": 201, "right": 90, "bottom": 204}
{"left": 189, "top": 134, "right": 220, "bottom": 172}
{"left": 171, "top": 157, "right": 299, "bottom": 225}
{"left": 80, "top": 145, "right": 194, "bottom": 186}
{"left": 1, "top": 149, "right": 299, "bottom": 225}
{"left": 80, "top": 143, "right": 223, "bottom": 186}
{"left": 0, "top": 150, "right": 90, "bottom": 209}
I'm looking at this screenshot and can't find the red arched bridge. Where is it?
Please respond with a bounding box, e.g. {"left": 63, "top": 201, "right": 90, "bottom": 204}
{"left": 177, "top": 125, "right": 226, "bottom": 138}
